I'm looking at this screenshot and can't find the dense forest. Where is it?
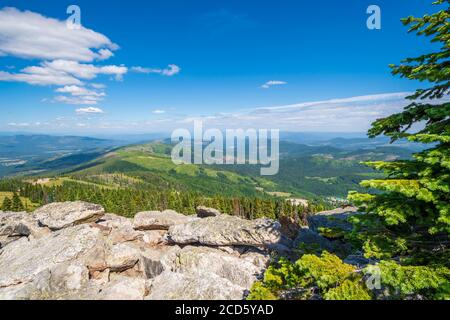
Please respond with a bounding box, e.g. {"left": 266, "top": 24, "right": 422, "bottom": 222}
{"left": 0, "top": 179, "right": 332, "bottom": 221}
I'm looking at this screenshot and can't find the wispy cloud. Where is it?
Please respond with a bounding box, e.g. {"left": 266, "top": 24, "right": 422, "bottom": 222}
{"left": 0, "top": 69, "right": 82, "bottom": 86}
{"left": 261, "top": 80, "right": 287, "bottom": 89}
{"left": 54, "top": 95, "right": 102, "bottom": 105}
{"left": 152, "top": 109, "right": 166, "bottom": 114}
{"left": 75, "top": 107, "right": 105, "bottom": 114}
{"left": 131, "top": 64, "right": 181, "bottom": 76}
{"left": 173, "top": 92, "right": 422, "bottom": 132}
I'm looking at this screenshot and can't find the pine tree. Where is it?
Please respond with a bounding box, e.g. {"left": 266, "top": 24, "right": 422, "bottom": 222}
{"left": 11, "top": 192, "right": 25, "bottom": 212}
{"left": 1, "top": 197, "right": 12, "bottom": 211}
{"left": 348, "top": 0, "right": 449, "bottom": 265}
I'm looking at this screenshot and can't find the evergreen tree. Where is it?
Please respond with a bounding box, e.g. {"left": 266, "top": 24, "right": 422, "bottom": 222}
{"left": 1, "top": 197, "right": 12, "bottom": 211}
{"left": 11, "top": 192, "right": 25, "bottom": 212}
{"left": 348, "top": 0, "right": 449, "bottom": 270}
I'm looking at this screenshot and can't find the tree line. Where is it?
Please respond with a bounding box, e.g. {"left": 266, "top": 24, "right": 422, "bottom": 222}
{"left": 0, "top": 179, "right": 332, "bottom": 222}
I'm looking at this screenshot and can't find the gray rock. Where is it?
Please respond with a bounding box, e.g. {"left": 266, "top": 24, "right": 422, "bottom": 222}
{"left": 97, "top": 276, "right": 149, "bottom": 300}
{"left": 0, "top": 224, "right": 101, "bottom": 289}
{"left": 167, "top": 215, "right": 281, "bottom": 247}
{"left": 49, "top": 262, "right": 90, "bottom": 291}
{"left": 196, "top": 206, "right": 222, "bottom": 218}
{"left": 133, "top": 210, "right": 196, "bottom": 231}
{"left": 142, "top": 230, "right": 167, "bottom": 245}
{"left": 105, "top": 243, "right": 140, "bottom": 272}
{"left": 0, "top": 211, "right": 50, "bottom": 247}
{"left": 167, "top": 246, "right": 266, "bottom": 288}
{"left": 147, "top": 271, "right": 246, "bottom": 300}
{"left": 0, "top": 203, "right": 278, "bottom": 300}
{"left": 33, "top": 201, "right": 105, "bottom": 231}
{"left": 139, "top": 246, "right": 181, "bottom": 279}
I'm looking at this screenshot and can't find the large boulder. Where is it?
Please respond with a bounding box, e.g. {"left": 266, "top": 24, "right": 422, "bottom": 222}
{"left": 0, "top": 224, "right": 102, "bottom": 289}
{"left": 139, "top": 246, "right": 181, "bottom": 279}
{"left": 166, "top": 246, "right": 267, "bottom": 288}
{"left": 166, "top": 215, "right": 281, "bottom": 247}
{"left": 196, "top": 206, "right": 221, "bottom": 218}
{"left": 147, "top": 271, "right": 246, "bottom": 300}
{"left": 105, "top": 243, "right": 140, "bottom": 272}
{"left": 133, "top": 210, "right": 196, "bottom": 231}
{"left": 97, "top": 276, "right": 149, "bottom": 300}
{"left": 0, "top": 211, "right": 50, "bottom": 248}
{"left": 142, "top": 230, "right": 167, "bottom": 245}
{"left": 33, "top": 201, "right": 105, "bottom": 231}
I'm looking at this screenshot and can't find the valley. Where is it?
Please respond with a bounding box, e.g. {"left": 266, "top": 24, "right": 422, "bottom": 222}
{"left": 0, "top": 133, "right": 416, "bottom": 219}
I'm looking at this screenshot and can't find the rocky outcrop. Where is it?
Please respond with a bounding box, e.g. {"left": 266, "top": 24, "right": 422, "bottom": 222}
{"left": 166, "top": 215, "right": 282, "bottom": 247}
{"left": 0, "top": 202, "right": 360, "bottom": 300}
{"left": 133, "top": 210, "right": 196, "bottom": 231}
{"left": 147, "top": 271, "right": 245, "bottom": 300}
{"left": 0, "top": 211, "right": 50, "bottom": 248}
{"left": 33, "top": 201, "right": 105, "bottom": 231}
{"left": 0, "top": 203, "right": 277, "bottom": 300}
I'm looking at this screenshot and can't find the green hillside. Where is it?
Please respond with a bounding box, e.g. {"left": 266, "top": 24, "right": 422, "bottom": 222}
{"left": 21, "top": 140, "right": 411, "bottom": 201}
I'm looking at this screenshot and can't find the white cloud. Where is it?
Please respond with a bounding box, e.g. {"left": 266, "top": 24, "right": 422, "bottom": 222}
{"left": 55, "top": 85, "right": 105, "bottom": 97}
{"left": 0, "top": 69, "right": 82, "bottom": 86}
{"left": 171, "top": 92, "right": 431, "bottom": 132}
{"left": 261, "top": 80, "right": 287, "bottom": 89}
{"left": 75, "top": 107, "right": 105, "bottom": 114}
{"left": 42, "top": 60, "right": 127, "bottom": 81}
{"left": 131, "top": 66, "right": 157, "bottom": 74}
{"left": 0, "top": 8, "right": 128, "bottom": 106}
{"left": 7, "top": 122, "right": 30, "bottom": 127}
{"left": 0, "top": 60, "right": 127, "bottom": 88}
{"left": 152, "top": 109, "right": 166, "bottom": 114}
{"left": 54, "top": 95, "right": 102, "bottom": 105}
{"left": 131, "top": 64, "right": 181, "bottom": 76}
{"left": 264, "top": 92, "right": 412, "bottom": 110}
{"left": 91, "top": 83, "right": 106, "bottom": 89}
{"left": 0, "top": 7, "right": 118, "bottom": 62}
{"left": 162, "top": 64, "right": 181, "bottom": 76}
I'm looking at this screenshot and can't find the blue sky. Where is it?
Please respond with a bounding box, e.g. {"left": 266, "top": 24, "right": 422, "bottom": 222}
{"left": 0, "top": 0, "right": 443, "bottom": 134}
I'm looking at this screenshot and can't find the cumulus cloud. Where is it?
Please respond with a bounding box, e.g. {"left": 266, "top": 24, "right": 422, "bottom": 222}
{"left": 261, "top": 80, "right": 287, "bottom": 89}
{"left": 131, "top": 64, "right": 181, "bottom": 76}
{"left": 0, "top": 7, "right": 129, "bottom": 107}
{"left": 0, "top": 7, "right": 118, "bottom": 62}
{"left": 75, "top": 107, "right": 105, "bottom": 114}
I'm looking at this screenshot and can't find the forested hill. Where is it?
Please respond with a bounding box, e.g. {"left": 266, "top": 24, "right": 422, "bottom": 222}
{"left": 0, "top": 136, "right": 414, "bottom": 200}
